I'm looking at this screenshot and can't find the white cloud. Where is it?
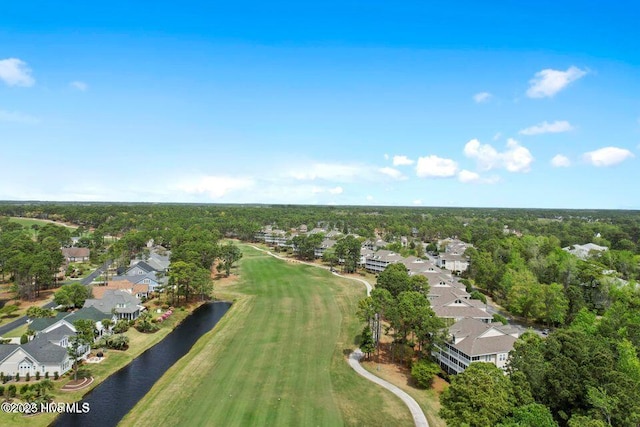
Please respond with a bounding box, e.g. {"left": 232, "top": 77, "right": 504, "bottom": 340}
{"left": 503, "top": 139, "right": 534, "bottom": 172}
{"left": 70, "top": 81, "right": 88, "bottom": 91}
{"left": 366, "top": 195, "right": 374, "bottom": 201}
{"left": 0, "top": 109, "right": 39, "bottom": 124}
{"left": 174, "top": 175, "right": 254, "bottom": 199}
{"left": 458, "top": 169, "right": 501, "bottom": 184}
{"left": 551, "top": 154, "right": 571, "bottom": 167}
{"left": 458, "top": 170, "right": 480, "bottom": 183}
{"left": 0, "top": 58, "right": 34, "bottom": 87}
{"left": 526, "top": 66, "right": 587, "bottom": 98}
{"left": 392, "top": 155, "right": 414, "bottom": 166}
{"left": 289, "top": 163, "right": 368, "bottom": 182}
{"left": 384, "top": 153, "right": 389, "bottom": 160}
{"left": 473, "top": 92, "right": 492, "bottom": 103}
{"left": 493, "top": 132, "right": 502, "bottom": 141}
{"left": 519, "top": 120, "right": 574, "bottom": 136}
{"left": 413, "top": 199, "right": 422, "bottom": 205}
{"left": 463, "top": 139, "right": 500, "bottom": 171}
{"left": 583, "top": 147, "right": 634, "bottom": 167}
{"left": 464, "top": 138, "right": 533, "bottom": 173}
{"left": 328, "top": 186, "right": 343, "bottom": 195}
{"left": 379, "top": 166, "right": 404, "bottom": 180}
{"left": 415, "top": 155, "right": 458, "bottom": 178}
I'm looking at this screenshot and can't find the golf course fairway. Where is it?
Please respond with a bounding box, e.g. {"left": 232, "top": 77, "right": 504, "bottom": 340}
{"left": 120, "top": 245, "right": 412, "bottom": 426}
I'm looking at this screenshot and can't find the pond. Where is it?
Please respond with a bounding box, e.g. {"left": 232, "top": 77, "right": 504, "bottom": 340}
{"left": 52, "top": 301, "right": 231, "bottom": 427}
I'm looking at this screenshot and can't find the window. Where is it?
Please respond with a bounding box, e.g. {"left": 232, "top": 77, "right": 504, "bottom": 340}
{"left": 498, "top": 353, "right": 507, "bottom": 362}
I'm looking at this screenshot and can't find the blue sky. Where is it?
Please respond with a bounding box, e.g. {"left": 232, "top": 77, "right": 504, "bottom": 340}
{"left": 1, "top": 1, "right": 639, "bottom": 208}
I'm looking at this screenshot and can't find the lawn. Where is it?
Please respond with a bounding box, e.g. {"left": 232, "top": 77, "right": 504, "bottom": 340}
{"left": 121, "top": 245, "right": 413, "bottom": 426}
{"left": 2, "top": 322, "right": 28, "bottom": 338}
{"left": 7, "top": 217, "right": 78, "bottom": 238}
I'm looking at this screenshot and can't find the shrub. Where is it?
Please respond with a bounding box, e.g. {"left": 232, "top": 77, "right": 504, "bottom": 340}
{"left": 105, "top": 334, "right": 129, "bottom": 350}
{"left": 7, "top": 384, "right": 16, "bottom": 398}
{"left": 20, "top": 384, "right": 29, "bottom": 395}
{"left": 0, "top": 385, "right": 4, "bottom": 397}
{"left": 411, "top": 359, "right": 441, "bottom": 389}
{"left": 112, "top": 319, "right": 129, "bottom": 334}
{"left": 44, "top": 372, "right": 49, "bottom": 380}
{"left": 20, "top": 334, "right": 28, "bottom": 344}
{"left": 470, "top": 290, "right": 487, "bottom": 304}
{"left": 35, "top": 371, "right": 40, "bottom": 381}
{"left": 25, "top": 372, "right": 30, "bottom": 382}
{"left": 493, "top": 314, "right": 509, "bottom": 325}
{"left": 15, "top": 373, "right": 19, "bottom": 382}
{"left": 53, "top": 372, "right": 59, "bottom": 380}
{"left": 135, "top": 320, "right": 160, "bottom": 333}
{"left": 96, "top": 351, "right": 103, "bottom": 358}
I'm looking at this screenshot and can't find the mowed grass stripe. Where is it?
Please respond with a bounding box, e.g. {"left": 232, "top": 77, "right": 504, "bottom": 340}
{"left": 121, "top": 245, "right": 413, "bottom": 427}
{"left": 216, "top": 257, "right": 285, "bottom": 425}
{"left": 234, "top": 259, "right": 288, "bottom": 426}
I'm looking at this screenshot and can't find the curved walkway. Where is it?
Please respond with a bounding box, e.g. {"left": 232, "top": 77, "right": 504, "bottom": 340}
{"left": 248, "top": 244, "right": 426, "bottom": 426}
{"left": 349, "top": 350, "right": 429, "bottom": 427}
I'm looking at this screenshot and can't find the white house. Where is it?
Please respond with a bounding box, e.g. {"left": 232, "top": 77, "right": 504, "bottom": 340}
{"left": 84, "top": 289, "right": 145, "bottom": 321}
{"left": 365, "top": 250, "right": 404, "bottom": 274}
{"left": 435, "top": 253, "right": 470, "bottom": 273}
{"left": 432, "top": 317, "right": 519, "bottom": 374}
{"left": 0, "top": 322, "right": 93, "bottom": 378}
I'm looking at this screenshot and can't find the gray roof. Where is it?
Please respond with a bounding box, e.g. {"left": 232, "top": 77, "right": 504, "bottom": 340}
{"left": 369, "top": 250, "right": 403, "bottom": 263}
{"left": 22, "top": 334, "right": 69, "bottom": 364}
{"left": 0, "top": 345, "right": 17, "bottom": 363}
{"left": 112, "top": 271, "right": 165, "bottom": 285}
{"left": 44, "top": 324, "right": 75, "bottom": 342}
{"left": 29, "top": 312, "right": 67, "bottom": 332}
{"left": 126, "top": 260, "right": 156, "bottom": 274}
{"left": 65, "top": 306, "right": 111, "bottom": 323}
{"left": 146, "top": 253, "right": 171, "bottom": 271}
{"left": 447, "top": 317, "right": 518, "bottom": 356}
{"left": 84, "top": 289, "right": 141, "bottom": 314}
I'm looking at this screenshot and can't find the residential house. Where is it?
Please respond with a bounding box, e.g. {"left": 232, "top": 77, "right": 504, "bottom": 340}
{"left": 358, "top": 248, "right": 374, "bottom": 267}
{"left": 435, "top": 253, "right": 470, "bottom": 273}
{"left": 125, "top": 261, "right": 156, "bottom": 277}
{"left": 314, "top": 238, "right": 337, "bottom": 258}
{"left": 61, "top": 247, "right": 90, "bottom": 262}
{"left": 29, "top": 306, "right": 115, "bottom": 337}
{"left": 92, "top": 280, "right": 150, "bottom": 300}
{"left": 365, "top": 250, "right": 403, "bottom": 274}
{"left": 0, "top": 332, "right": 75, "bottom": 378}
{"left": 112, "top": 271, "right": 166, "bottom": 293}
{"left": 432, "top": 317, "right": 519, "bottom": 374}
{"left": 84, "top": 289, "right": 144, "bottom": 321}
{"left": 429, "top": 289, "right": 493, "bottom": 324}
{"left": 0, "top": 313, "right": 102, "bottom": 378}
{"left": 439, "top": 238, "right": 473, "bottom": 255}
{"left": 362, "top": 239, "right": 389, "bottom": 251}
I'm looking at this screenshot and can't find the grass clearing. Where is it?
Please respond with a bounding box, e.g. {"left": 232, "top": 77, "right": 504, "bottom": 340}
{"left": 2, "top": 322, "right": 28, "bottom": 338}
{"left": 121, "top": 245, "right": 413, "bottom": 426}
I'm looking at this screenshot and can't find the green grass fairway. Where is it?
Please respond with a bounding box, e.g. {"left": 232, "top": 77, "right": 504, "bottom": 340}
{"left": 8, "top": 217, "right": 77, "bottom": 229}
{"left": 121, "top": 245, "right": 412, "bottom": 426}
